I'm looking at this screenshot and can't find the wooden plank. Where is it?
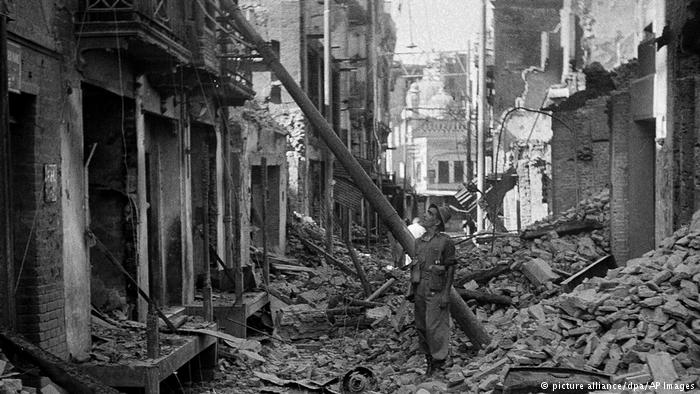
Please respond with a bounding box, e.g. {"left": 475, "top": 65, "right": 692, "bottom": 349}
{"left": 271, "top": 262, "right": 315, "bottom": 273}
{"left": 0, "top": 331, "right": 120, "bottom": 393}
{"left": 244, "top": 292, "right": 269, "bottom": 318}
{"left": 81, "top": 334, "right": 217, "bottom": 388}
{"left": 560, "top": 255, "right": 616, "bottom": 292}
{"left": 520, "top": 219, "right": 603, "bottom": 240}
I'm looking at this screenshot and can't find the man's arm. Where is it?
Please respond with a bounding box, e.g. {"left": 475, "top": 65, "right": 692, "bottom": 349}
{"left": 439, "top": 239, "right": 456, "bottom": 308}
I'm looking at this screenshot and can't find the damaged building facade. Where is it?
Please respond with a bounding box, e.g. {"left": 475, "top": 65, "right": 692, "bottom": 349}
{"left": 240, "top": 0, "right": 396, "bottom": 240}
{"left": 0, "top": 0, "right": 396, "bottom": 380}
{"left": 491, "top": 0, "right": 700, "bottom": 265}
{"left": 0, "top": 0, "right": 287, "bottom": 377}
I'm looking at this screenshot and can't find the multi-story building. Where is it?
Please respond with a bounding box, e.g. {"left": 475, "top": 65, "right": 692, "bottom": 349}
{"left": 0, "top": 0, "right": 287, "bottom": 387}
{"left": 239, "top": 0, "right": 395, "bottom": 239}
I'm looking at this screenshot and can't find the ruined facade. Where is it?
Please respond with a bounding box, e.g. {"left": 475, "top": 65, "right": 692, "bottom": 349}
{"left": 0, "top": 0, "right": 288, "bottom": 368}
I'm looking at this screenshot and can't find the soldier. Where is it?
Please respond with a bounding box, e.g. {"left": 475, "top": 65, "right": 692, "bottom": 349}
{"left": 411, "top": 204, "right": 456, "bottom": 376}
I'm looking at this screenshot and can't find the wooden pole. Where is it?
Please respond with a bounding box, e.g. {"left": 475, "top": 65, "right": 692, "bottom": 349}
{"left": 88, "top": 231, "right": 178, "bottom": 333}
{"left": 449, "top": 287, "right": 490, "bottom": 349}
{"left": 364, "top": 277, "right": 396, "bottom": 302}
{"left": 343, "top": 233, "right": 372, "bottom": 298}
{"left": 222, "top": 1, "right": 416, "bottom": 256}
{"left": 202, "top": 139, "right": 213, "bottom": 322}
{"left": 299, "top": 236, "right": 357, "bottom": 278}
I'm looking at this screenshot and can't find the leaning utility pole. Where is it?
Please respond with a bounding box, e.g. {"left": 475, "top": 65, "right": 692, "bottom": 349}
{"left": 223, "top": 1, "right": 415, "bottom": 255}
{"left": 221, "top": 1, "right": 490, "bottom": 343}
{"left": 476, "top": 0, "right": 487, "bottom": 231}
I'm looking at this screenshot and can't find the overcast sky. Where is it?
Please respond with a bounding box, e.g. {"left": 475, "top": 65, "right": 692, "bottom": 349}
{"left": 388, "top": 0, "right": 481, "bottom": 64}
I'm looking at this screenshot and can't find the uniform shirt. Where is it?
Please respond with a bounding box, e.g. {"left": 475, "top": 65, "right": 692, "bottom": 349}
{"left": 411, "top": 232, "right": 456, "bottom": 281}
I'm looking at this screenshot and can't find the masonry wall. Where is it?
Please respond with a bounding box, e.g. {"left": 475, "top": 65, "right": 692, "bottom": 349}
{"left": 610, "top": 92, "right": 632, "bottom": 263}
{"left": 492, "top": 0, "right": 562, "bottom": 120}
{"left": 551, "top": 96, "right": 610, "bottom": 215}
{"left": 9, "top": 48, "right": 68, "bottom": 358}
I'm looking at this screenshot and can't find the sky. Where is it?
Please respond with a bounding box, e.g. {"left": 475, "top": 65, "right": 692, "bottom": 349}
{"left": 388, "top": 0, "right": 482, "bottom": 64}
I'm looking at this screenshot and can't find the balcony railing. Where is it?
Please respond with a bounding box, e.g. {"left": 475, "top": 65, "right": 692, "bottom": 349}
{"left": 77, "top": 0, "right": 191, "bottom": 67}
{"left": 82, "top": 0, "right": 170, "bottom": 27}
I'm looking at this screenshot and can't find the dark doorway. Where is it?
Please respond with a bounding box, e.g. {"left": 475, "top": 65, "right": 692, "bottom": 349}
{"left": 8, "top": 92, "right": 36, "bottom": 326}
{"left": 628, "top": 120, "right": 655, "bottom": 258}
{"left": 82, "top": 84, "right": 137, "bottom": 318}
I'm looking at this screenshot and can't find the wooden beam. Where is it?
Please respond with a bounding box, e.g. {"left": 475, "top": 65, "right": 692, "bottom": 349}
{"left": 449, "top": 287, "right": 490, "bottom": 349}
{"left": 0, "top": 331, "right": 121, "bottom": 394}
{"left": 298, "top": 236, "right": 358, "bottom": 278}
{"left": 343, "top": 233, "right": 372, "bottom": 297}
{"left": 455, "top": 288, "right": 512, "bottom": 305}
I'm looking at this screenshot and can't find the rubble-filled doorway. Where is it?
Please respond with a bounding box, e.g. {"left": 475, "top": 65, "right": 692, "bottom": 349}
{"left": 251, "top": 164, "right": 281, "bottom": 253}
{"left": 191, "top": 123, "right": 217, "bottom": 284}
{"left": 82, "top": 84, "right": 137, "bottom": 318}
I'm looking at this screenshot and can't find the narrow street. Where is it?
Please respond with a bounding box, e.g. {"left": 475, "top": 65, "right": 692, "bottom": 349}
{"left": 0, "top": 0, "right": 700, "bottom": 393}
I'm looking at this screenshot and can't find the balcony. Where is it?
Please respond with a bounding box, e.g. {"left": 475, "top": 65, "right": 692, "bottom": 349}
{"left": 76, "top": 0, "right": 191, "bottom": 70}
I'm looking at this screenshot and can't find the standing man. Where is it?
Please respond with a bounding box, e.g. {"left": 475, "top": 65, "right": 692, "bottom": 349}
{"left": 411, "top": 204, "right": 456, "bottom": 376}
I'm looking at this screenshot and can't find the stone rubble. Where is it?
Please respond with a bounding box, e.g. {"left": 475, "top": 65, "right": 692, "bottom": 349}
{"left": 196, "top": 190, "right": 700, "bottom": 393}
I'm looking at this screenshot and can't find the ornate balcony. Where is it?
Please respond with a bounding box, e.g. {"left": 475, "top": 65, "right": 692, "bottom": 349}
{"left": 76, "top": 0, "right": 191, "bottom": 70}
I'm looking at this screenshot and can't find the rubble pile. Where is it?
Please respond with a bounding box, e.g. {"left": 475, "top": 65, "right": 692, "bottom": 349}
{"left": 0, "top": 348, "right": 69, "bottom": 393}
{"left": 454, "top": 189, "right": 611, "bottom": 307}
{"left": 451, "top": 212, "right": 700, "bottom": 391}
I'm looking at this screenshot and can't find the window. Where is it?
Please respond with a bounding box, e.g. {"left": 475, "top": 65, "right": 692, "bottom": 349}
{"left": 454, "top": 161, "right": 464, "bottom": 183}
{"left": 415, "top": 162, "right": 422, "bottom": 182}
{"left": 438, "top": 161, "right": 449, "bottom": 183}
{"left": 428, "top": 169, "right": 436, "bottom": 184}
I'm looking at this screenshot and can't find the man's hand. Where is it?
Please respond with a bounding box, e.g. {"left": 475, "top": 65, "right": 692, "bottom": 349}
{"left": 439, "top": 292, "right": 449, "bottom": 309}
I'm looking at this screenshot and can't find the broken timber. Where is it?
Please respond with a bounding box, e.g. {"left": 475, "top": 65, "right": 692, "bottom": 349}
{"left": 299, "top": 236, "right": 358, "bottom": 278}
{"left": 344, "top": 233, "right": 373, "bottom": 298}
{"left": 520, "top": 219, "right": 603, "bottom": 240}
{"left": 456, "top": 264, "right": 510, "bottom": 286}
{"left": 88, "top": 231, "right": 179, "bottom": 333}
{"left": 0, "top": 331, "right": 120, "bottom": 394}
{"left": 456, "top": 289, "right": 512, "bottom": 305}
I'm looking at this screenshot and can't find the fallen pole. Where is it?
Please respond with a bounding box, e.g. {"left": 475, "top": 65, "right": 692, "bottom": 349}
{"left": 344, "top": 233, "right": 372, "bottom": 298}
{"left": 88, "top": 230, "right": 179, "bottom": 333}
{"left": 365, "top": 278, "right": 396, "bottom": 302}
{"left": 449, "top": 287, "right": 491, "bottom": 349}
{"left": 223, "top": 2, "right": 415, "bottom": 257}
{"left": 455, "top": 288, "right": 512, "bottom": 305}
{"left": 298, "top": 236, "right": 358, "bottom": 278}
{"left": 0, "top": 331, "right": 121, "bottom": 394}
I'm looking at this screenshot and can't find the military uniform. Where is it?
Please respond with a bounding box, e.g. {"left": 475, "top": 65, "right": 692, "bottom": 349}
{"left": 411, "top": 231, "right": 456, "bottom": 362}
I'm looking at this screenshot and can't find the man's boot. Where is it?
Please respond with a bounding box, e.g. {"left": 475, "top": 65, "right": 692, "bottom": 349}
{"left": 424, "top": 355, "right": 433, "bottom": 376}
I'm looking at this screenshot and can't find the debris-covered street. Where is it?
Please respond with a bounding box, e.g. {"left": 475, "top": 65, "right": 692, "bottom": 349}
{"left": 3, "top": 0, "right": 700, "bottom": 393}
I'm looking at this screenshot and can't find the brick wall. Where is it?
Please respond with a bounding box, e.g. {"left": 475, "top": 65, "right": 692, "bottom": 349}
{"left": 610, "top": 92, "right": 631, "bottom": 263}
{"left": 10, "top": 48, "right": 67, "bottom": 357}
{"left": 551, "top": 96, "right": 610, "bottom": 216}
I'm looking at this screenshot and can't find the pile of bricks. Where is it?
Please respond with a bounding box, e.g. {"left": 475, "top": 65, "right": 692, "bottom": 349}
{"left": 453, "top": 210, "right": 700, "bottom": 391}
{"left": 455, "top": 189, "right": 611, "bottom": 307}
